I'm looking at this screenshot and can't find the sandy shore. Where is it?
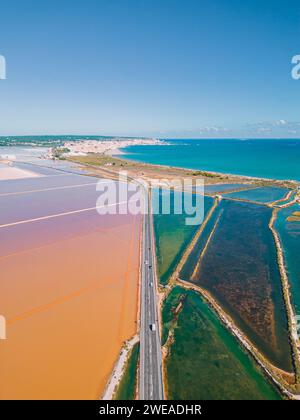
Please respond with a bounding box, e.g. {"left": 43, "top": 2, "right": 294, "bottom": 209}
{"left": 105, "top": 148, "right": 125, "bottom": 156}
{"left": 101, "top": 335, "right": 139, "bottom": 400}
{"left": 111, "top": 150, "right": 300, "bottom": 185}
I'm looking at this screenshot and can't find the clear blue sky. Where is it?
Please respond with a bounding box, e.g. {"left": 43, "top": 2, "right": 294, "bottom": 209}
{"left": 0, "top": 0, "right": 299, "bottom": 137}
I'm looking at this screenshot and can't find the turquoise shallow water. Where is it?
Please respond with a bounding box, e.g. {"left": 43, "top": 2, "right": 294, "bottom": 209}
{"left": 275, "top": 204, "right": 300, "bottom": 314}
{"left": 121, "top": 139, "right": 300, "bottom": 181}
{"left": 153, "top": 189, "right": 213, "bottom": 285}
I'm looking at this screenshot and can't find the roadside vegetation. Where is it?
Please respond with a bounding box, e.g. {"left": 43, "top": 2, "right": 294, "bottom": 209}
{"left": 52, "top": 147, "right": 70, "bottom": 160}
{"left": 114, "top": 343, "right": 140, "bottom": 400}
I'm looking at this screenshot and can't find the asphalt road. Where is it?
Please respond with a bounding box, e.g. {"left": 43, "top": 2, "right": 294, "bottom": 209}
{"left": 139, "top": 188, "right": 164, "bottom": 400}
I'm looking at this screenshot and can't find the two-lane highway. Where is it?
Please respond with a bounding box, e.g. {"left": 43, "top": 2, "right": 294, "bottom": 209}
{"left": 139, "top": 187, "right": 164, "bottom": 400}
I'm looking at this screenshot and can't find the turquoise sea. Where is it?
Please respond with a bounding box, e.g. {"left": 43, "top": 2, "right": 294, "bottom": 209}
{"left": 121, "top": 139, "right": 300, "bottom": 181}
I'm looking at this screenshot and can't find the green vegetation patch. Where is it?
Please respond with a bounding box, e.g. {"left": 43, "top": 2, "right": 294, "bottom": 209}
{"left": 164, "top": 287, "right": 282, "bottom": 400}
{"left": 68, "top": 153, "right": 133, "bottom": 168}
{"left": 52, "top": 147, "right": 70, "bottom": 160}
{"left": 162, "top": 286, "right": 186, "bottom": 345}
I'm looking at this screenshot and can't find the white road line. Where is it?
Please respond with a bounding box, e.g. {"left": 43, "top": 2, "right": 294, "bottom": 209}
{"left": 0, "top": 181, "right": 106, "bottom": 197}
{"left": 0, "top": 200, "right": 133, "bottom": 230}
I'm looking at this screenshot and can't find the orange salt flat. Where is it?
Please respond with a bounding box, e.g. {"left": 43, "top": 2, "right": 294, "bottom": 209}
{"left": 0, "top": 196, "right": 141, "bottom": 399}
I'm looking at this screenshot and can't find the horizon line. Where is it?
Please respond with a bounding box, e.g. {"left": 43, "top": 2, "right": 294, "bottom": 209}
{"left": 1, "top": 135, "right": 300, "bottom": 141}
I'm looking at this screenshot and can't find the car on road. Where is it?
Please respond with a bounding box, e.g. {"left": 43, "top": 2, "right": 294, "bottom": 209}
{"left": 150, "top": 323, "right": 156, "bottom": 332}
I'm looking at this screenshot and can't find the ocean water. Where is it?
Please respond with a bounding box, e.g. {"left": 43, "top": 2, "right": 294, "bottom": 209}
{"left": 121, "top": 139, "right": 300, "bottom": 181}
{"left": 224, "top": 186, "right": 289, "bottom": 203}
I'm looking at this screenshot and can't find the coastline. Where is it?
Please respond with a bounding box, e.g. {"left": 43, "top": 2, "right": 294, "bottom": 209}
{"left": 115, "top": 139, "right": 300, "bottom": 183}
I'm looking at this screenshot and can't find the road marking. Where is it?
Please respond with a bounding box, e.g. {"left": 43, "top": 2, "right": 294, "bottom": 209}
{"left": 0, "top": 180, "right": 106, "bottom": 197}
{"left": 0, "top": 200, "right": 135, "bottom": 230}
